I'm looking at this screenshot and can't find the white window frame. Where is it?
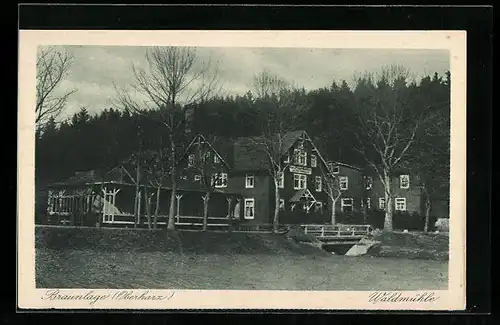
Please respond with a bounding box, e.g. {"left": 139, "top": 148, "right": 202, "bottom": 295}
{"left": 315, "top": 201, "right": 323, "bottom": 213}
{"left": 294, "top": 148, "right": 307, "bottom": 166}
{"left": 339, "top": 176, "right": 348, "bottom": 190}
{"left": 311, "top": 155, "right": 317, "bottom": 167}
{"left": 245, "top": 174, "right": 254, "bottom": 188}
{"left": 194, "top": 174, "right": 201, "bottom": 182}
{"left": 400, "top": 174, "right": 410, "bottom": 189}
{"left": 341, "top": 198, "right": 353, "bottom": 212}
{"left": 214, "top": 154, "right": 220, "bottom": 164}
{"left": 367, "top": 197, "right": 371, "bottom": 209}
{"left": 328, "top": 163, "right": 340, "bottom": 174}
{"left": 277, "top": 171, "right": 284, "bottom": 188}
{"left": 315, "top": 176, "right": 322, "bottom": 192}
{"left": 244, "top": 198, "right": 255, "bottom": 219}
{"left": 188, "top": 153, "right": 195, "bottom": 167}
{"left": 283, "top": 152, "right": 290, "bottom": 163}
{"left": 365, "top": 176, "right": 373, "bottom": 190}
{"left": 293, "top": 173, "right": 307, "bottom": 190}
{"left": 395, "top": 197, "right": 407, "bottom": 211}
{"left": 214, "top": 172, "right": 228, "bottom": 188}
{"left": 279, "top": 198, "right": 285, "bottom": 211}
{"left": 379, "top": 197, "right": 386, "bottom": 210}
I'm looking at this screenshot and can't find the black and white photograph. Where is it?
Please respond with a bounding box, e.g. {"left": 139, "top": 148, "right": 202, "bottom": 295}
{"left": 18, "top": 30, "right": 466, "bottom": 310}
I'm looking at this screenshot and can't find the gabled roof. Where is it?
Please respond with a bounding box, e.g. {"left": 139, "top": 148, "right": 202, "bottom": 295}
{"left": 232, "top": 130, "right": 306, "bottom": 172}
{"left": 327, "top": 160, "right": 364, "bottom": 172}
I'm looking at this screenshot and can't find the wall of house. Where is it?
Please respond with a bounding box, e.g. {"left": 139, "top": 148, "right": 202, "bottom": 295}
{"left": 369, "top": 174, "right": 424, "bottom": 215}
{"left": 227, "top": 172, "right": 271, "bottom": 225}
{"left": 329, "top": 165, "right": 366, "bottom": 214}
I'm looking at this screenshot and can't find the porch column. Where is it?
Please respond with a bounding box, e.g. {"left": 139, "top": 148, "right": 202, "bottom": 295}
{"left": 226, "top": 196, "right": 233, "bottom": 232}
{"left": 175, "top": 194, "right": 183, "bottom": 224}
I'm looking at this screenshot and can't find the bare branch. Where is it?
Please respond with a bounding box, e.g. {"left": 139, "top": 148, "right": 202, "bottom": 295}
{"left": 36, "top": 46, "right": 76, "bottom": 127}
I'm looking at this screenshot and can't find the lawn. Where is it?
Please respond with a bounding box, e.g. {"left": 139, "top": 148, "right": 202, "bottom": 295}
{"left": 36, "top": 248, "right": 448, "bottom": 290}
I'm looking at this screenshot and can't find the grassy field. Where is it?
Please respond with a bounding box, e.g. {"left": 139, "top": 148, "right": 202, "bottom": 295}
{"left": 36, "top": 248, "right": 448, "bottom": 290}
{"left": 35, "top": 226, "right": 448, "bottom": 290}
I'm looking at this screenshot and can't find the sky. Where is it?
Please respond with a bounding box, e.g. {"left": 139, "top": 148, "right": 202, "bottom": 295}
{"left": 48, "top": 45, "right": 450, "bottom": 119}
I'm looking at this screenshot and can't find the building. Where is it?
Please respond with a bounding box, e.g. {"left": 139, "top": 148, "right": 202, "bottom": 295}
{"left": 368, "top": 171, "right": 449, "bottom": 218}
{"left": 325, "top": 161, "right": 367, "bottom": 215}
{"left": 40, "top": 130, "right": 448, "bottom": 229}
{"left": 178, "top": 130, "right": 334, "bottom": 225}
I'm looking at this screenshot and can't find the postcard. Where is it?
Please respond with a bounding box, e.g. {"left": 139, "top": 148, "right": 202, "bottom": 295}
{"left": 18, "top": 29, "right": 466, "bottom": 310}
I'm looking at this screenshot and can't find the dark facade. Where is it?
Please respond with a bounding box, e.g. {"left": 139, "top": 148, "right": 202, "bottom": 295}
{"left": 367, "top": 172, "right": 449, "bottom": 218}
{"left": 326, "top": 161, "right": 366, "bottom": 214}
{"left": 41, "top": 131, "right": 449, "bottom": 228}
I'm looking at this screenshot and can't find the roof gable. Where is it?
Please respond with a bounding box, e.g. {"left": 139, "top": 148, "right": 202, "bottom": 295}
{"left": 232, "top": 130, "right": 307, "bottom": 172}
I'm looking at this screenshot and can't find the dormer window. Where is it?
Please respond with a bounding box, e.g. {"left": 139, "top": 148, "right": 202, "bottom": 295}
{"left": 294, "top": 149, "right": 307, "bottom": 166}
{"left": 328, "top": 162, "right": 339, "bottom": 174}
{"left": 400, "top": 175, "right": 410, "bottom": 189}
{"left": 188, "top": 154, "right": 195, "bottom": 167}
{"left": 365, "top": 176, "right": 373, "bottom": 190}
{"left": 214, "top": 154, "right": 220, "bottom": 164}
{"left": 311, "top": 155, "right": 317, "bottom": 167}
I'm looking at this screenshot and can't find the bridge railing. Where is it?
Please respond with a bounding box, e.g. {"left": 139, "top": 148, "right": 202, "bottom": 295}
{"left": 301, "top": 224, "right": 372, "bottom": 238}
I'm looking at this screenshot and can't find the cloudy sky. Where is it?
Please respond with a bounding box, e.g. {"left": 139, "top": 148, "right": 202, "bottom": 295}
{"left": 48, "top": 45, "right": 449, "bottom": 119}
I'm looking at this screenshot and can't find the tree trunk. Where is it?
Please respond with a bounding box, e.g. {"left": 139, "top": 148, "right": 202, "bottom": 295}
{"left": 362, "top": 197, "right": 368, "bottom": 224}
{"left": 167, "top": 138, "right": 177, "bottom": 230}
{"left": 134, "top": 162, "right": 141, "bottom": 228}
{"left": 168, "top": 183, "right": 176, "bottom": 230}
{"left": 331, "top": 198, "right": 337, "bottom": 226}
{"left": 154, "top": 185, "right": 161, "bottom": 229}
{"left": 272, "top": 181, "right": 280, "bottom": 234}
{"left": 203, "top": 193, "right": 210, "bottom": 232}
{"left": 144, "top": 186, "right": 152, "bottom": 230}
{"left": 423, "top": 185, "right": 432, "bottom": 232}
{"left": 383, "top": 170, "right": 393, "bottom": 232}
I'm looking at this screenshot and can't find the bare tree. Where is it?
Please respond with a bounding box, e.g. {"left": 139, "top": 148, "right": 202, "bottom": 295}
{"left": 320, "top": 165, "right": 343, "bottom": 225}
{"left": 141, "top": 141, "right": 170, "bottom": 229}
{"left": 36, "top": 46, "right": 76, "bottom": 128}
{"left": 249, "top": 70, "right": 307, "bottom": 233}
{"left": 186, "top": 135, "right": 225, "bottom": 231}
{"left": 352, "top": 65, "right": 420, "bottom": 232}
{"left": 114, "top": 46, "right": 220, "bottom": 230}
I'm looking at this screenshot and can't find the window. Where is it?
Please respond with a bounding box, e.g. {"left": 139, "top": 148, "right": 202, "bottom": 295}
{"left": 395, "top": 198, "right": 407, "bottom": 211}
{"left": 284, "top": 153, "right": 290, "bottom": 163}
{"left": 188, "top": 154, "right": 195, "bottom": 167}
{"left": 277, "top": 171, "right": 284, "bottom": 188}
{"left": 203, "top": 151, "right": 211, "bottom": 162}
{"left": 379, "top": 197, "right": 385, "bottom": 210}
{"left": 194, "top": 174, "right": 201, "bottom": 182}
{"left": 367, "top": 198, "right": 371, "bottom": 209}
{"left": 328, "top": 163, "right": 340, "bottom": 174}
{"left": 365, "top": 176, "right": 373, "bottom": 190}
{"left": 214, "top": 154, "right": 220, "bottom": 164}
{"left": 245, "top": 174, "right": 254, "bottom": 188}
{"left": 339, "top": 176, "right": 348, "bottom": 190}
{"left": 311, "top": 155, "right": 317, "bottom": 167}
{"left": 294, "top": 149, "right": 307, "bottom": 166}
{"left": 400, "top": 175, "right": 410, "bottom": 189}
{"left": 279, "top": 199, "right": 285, "bottom": 211}
{"left": 244, "top": 198, "right": 255, "bottom": 219}
{"left": 214, "top": 173, "right": 228, "bottom": 188}
{"left": 315, "top": 176, "right": 322, "bottom": 192}
{"left": 341, "top": 198, "right": 353, "bottom": 212}
{"left": 315, "top": 201, "right": 323, "bottom": 213}
{"left": 293, "top": 174, "right": 307, "bottom": 190}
